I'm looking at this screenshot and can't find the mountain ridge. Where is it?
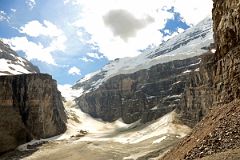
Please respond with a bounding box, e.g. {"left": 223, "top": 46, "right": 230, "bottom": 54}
{"left": 73, "top": 16, "right": 213, "bottom": 94}
{"left": 0, "top": 40, "right": 39, "bottom": 76}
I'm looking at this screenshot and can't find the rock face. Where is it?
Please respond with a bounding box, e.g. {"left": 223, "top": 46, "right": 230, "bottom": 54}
{"left": 176, "top": 51, "right": 215, "bottom": 127}
{"left": 0, "top": 74, "right": 67, "bottom": 154}
{"left": 212, "top": 0, "right": 240, "bottom": 104}
{"left": 160, "top": 0, "right": 240, "bottom": 159}
{"left": 76, "top": 56, "right": 201, "bottom": 124}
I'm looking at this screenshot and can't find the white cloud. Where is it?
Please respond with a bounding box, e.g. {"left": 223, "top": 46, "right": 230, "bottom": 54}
{"left": 173, "top": 0, "right": 213, "bottom": 25}
{"left": 86, "top": 53, "right": 104, "bottom": 59}
{"left": 68, "top": 66, "right": 81, "bottom": 75}
{"left": 3, "top": 37, "right": 56, "bottom": 64}
{"left": 0, "top": 11, "right": 9, "bottom": 22}
{"left": 162, "top": 28, "right": 186, "bottom": 42}
{"left": 26, "top": 0, "right": 36, "bottom": 10}
{"left": 177, "top": 28, "right": 185, "bottom": 34}
{"left": 20, "top": 20, "right": 64, "bottom": 38}
{"left": 164, "top": 29, "right": 170, "bottom": 35}
{"left": 4, "top": 20, "right": 67, "bottom": 64}
{"left": 19, "top": 21, "right": 67, "bottom": 52}
{"left": 69, "top": 0, "right": 212, "bottom": 60}
{"left": 11, "top": 9, "right": 17, "bottom": 13}
{"left": 63, "top": 0, "right": 71, "bottom": 5}
{"left": 80, "top": 57, "right": 94, "bottom": 62}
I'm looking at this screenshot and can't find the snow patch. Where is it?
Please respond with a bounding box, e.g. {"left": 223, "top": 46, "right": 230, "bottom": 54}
{"left": 211, "top": 49, "right": 216, "bottom": 53}
{"left": 58, "top": 84, "right": 83, "bottom": 101}
{"left": 80, "top": 111, "right": 191, "bottom": 144}
{"left": 150, "top": 106, "right": 158, "bottom": 110}
{"left": 167, "top": 94, "right": 182, "bottom": 99}
{"left": 183, "top": 70, "right": 192, "bottom": 74}
{"left": 195, "top": 68, "right": 200, "bottom": 72}
{"left": 0, "top": 59, "right": 31, "bottom": 75}
{"left": 153, "top": 136, "right": 167, "bottom": 144}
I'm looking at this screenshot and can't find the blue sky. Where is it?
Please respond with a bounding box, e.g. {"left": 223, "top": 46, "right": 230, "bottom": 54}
{"left": 0, "top": 0, "right": 212, "bottom": 85}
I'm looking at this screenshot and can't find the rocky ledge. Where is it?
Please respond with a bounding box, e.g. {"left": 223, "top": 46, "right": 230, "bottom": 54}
{"left": 0, "top": 74, "right": 67, "bottom": 154}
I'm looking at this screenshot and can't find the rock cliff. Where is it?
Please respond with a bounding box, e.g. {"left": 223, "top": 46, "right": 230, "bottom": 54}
{"left": 176, "top": 51, "right": 215, "bottom": 127}
{"left": 160, "top": 0, "right": 240, "bottom": 159}
{"left": 0, "top": 74, "right": 67, "bottom": 154}
{"left": 76, "top": 56, "right": 201, "bottom": 124}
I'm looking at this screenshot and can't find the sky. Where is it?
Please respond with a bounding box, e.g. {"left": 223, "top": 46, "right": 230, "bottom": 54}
{"left": 0, "top": 0, "right": 213, "bottom": 85}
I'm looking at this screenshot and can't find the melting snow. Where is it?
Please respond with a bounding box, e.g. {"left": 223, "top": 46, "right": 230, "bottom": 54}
{"left": 78, "top": 110, "right": 191, "bottom": 144}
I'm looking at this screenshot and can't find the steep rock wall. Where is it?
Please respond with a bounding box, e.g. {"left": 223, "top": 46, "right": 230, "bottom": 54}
{"left": 212, "top": 0, "right": 240, "bottom": 104}
{"left": 176, "top": 53, "right": 215, "bottom": 127}
{"left": 161, "top": 0, "right": 240, "bottom": 159}
{"left": 76, "top": 56, "right": 201, "bottom": 124}
{"left": 0, "top": 74, "right": 67, "bottom": 154}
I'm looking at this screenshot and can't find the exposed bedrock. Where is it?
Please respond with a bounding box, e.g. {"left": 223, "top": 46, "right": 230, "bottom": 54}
{"left": 76, "top": 56, "right": 201, "bottom": 124}
{"left": 0, "top": 74, "right": 67, "bottom": 154}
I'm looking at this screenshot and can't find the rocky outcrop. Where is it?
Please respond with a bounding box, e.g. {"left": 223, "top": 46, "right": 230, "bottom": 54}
{"left": 76, "top": 56, "right": 201, "bottom": 124}
{"left": 0, "top": 74, "right": 67, "bottom": 154}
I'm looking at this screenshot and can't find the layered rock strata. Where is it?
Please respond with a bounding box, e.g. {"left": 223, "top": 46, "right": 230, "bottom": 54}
{"left": 0, "top": 74, "right": 67, "bottom": 154}
{"left": 160, "top": 0, "right": 240, "bottom": 159}
{"left": 76, "top": 56, "right": 201, "bottom": 124}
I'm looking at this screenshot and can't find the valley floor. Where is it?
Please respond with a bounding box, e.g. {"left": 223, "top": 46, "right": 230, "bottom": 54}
{"left": 0, "top": 102, "right": 191, "bottom": 160}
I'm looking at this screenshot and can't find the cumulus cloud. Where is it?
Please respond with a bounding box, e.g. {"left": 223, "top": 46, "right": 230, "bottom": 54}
{"left": 103, "top": 9, "right": 154, "bottom": 41}
{"left": 86, "top": 53, "right": 104, "bottom": 59}
{"left": 4, "top": 20, "right": 67, "bottom": 64}
{"left": 68, "top": 66, "right": 81, "bottom": 75}
{"left": 20, "top": 20, "right": 64, "bottom": 38}
{"left": 26, "top": 0, "right": 36, "bottom": 10}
